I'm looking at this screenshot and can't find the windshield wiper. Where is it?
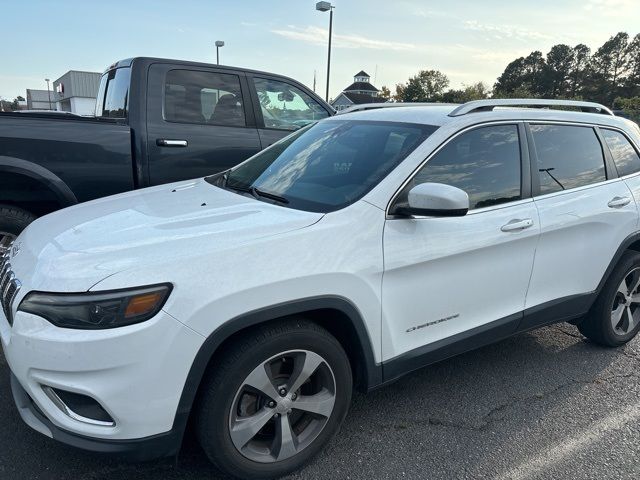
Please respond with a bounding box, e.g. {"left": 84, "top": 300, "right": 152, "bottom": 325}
{"left": 225, "top": 180, "right": 289, "bottom": 205}
{"left": 252, "top": 186, "right": 290, "bottom": 204}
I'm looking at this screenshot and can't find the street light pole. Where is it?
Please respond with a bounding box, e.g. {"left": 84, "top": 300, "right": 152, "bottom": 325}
{"left": 45, "top": 78, "right": 51, "bottom": 110}
{"left": 316, "top": 2, "right": 334, "bottom": 102}
{"left": 215, "top": 40, "right": 225, "bottom": 65}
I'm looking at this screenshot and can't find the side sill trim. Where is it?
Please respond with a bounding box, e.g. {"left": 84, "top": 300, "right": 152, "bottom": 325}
{"left": 380, "top": 291, "right": 597, "bottom": 386}
{"left": 382, "top": 312, "right": 522, "bottom": 384}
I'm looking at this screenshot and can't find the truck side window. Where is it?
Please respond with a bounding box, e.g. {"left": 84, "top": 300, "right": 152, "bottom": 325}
{"left": 164, "top": 70, "right": 246, "bottom": 127}
{"left": 99, "top": 67, "right": 131, "bottom": 118}
{"left": 253, "top": 77, "right": 329, "bottom": 131}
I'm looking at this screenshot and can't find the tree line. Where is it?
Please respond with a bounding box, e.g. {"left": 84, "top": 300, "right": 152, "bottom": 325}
{"left": 383, "top": 31, "right": 640, "bottom": 120}
{"left": 0, "top": 95, "right": 25, "bottom": 112}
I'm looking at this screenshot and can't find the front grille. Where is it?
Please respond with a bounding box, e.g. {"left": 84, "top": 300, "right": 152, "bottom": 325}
{"left": 0, "top": 242, "right": 21, "bottom": 326}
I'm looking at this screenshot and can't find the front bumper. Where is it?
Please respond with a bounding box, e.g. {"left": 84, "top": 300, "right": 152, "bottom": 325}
{"left": 10, "top": 372, "right": 184, "bottom": 460}
{"left": 1, "top": 306, "right": 204, "bottom": 452}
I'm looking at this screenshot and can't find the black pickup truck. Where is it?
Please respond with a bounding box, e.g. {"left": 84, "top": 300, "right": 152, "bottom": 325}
{"left": 0, "top": 57, "right": 333, "bottom": 248}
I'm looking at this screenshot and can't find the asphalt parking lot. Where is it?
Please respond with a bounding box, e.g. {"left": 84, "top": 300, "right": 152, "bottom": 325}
{"left": 1, "top": 323, "right": 639, "bottom": 480}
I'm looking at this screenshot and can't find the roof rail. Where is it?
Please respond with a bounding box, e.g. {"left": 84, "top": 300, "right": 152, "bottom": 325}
{"left": 336, "top": 102, "right": 456, "bottom": 115}
{"left": 448, "top": 99, "right": 614, "bottom": 117}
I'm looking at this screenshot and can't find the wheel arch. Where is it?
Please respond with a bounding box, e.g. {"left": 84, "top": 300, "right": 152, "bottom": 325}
{"left": 0, "top": 156, "right": 78, "bottom": 215}
{"left": 172, "top": 295, "right": 381, "bottom": 433}
{"left": 596, "top": 231, "right": 640, "bottom": 297}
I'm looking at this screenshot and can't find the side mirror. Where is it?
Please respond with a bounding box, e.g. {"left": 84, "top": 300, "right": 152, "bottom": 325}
{"left": 394, "top": 183, "right": 469, "bottom": 217}
{"left": 277, "top": 91, "right": 295, "bottom": 102}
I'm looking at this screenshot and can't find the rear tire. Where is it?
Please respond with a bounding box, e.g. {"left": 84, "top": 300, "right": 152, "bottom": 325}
{"left": 195, "top": 319, "right": 352, "bottom": 479}
{"left": 578, "top": 250, "right": 640, "bottom": 347}
{"left": 0, "top": 204, "right": 37, "bottom": 253}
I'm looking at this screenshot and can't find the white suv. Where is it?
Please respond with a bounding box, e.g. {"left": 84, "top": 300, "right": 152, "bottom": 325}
{"left": 2, "top": 99, "right": 640, "bottom": 479}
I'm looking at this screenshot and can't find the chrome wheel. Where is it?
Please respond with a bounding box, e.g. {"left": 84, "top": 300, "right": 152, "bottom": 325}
{"left": 611, "top": 267, "right": 640, "bottom": 335}
{"left": 228, "top": 349, "right": 336, "bottom": 463}
{"left": 0, "top": 232, "right": 15, "bottom": 256}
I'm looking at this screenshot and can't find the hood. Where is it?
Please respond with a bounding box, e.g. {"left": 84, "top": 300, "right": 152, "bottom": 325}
{"left": 12, "top": 179, "right": 323, "bottom": 292}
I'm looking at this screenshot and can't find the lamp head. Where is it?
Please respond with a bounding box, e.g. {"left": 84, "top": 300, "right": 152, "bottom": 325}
{"left": 316, "top": 1, "right": 332, "bottom": 12}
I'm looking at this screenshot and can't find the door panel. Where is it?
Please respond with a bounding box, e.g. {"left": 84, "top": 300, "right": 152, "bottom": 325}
{"left": 382, "top": 201, "right": 539, "bottom": 360}
{"left": 146, "top": 64, "right": 261, "bottom": 186}
{"left": 600, "top": 127, "right": 640, "bottom": 232}
{"left": 525, "top": 180, "right": 638, "bottom": 308}
{"left": 381, "top": 123, "right": 538, "bottom": 361}
{"left": 525, "top": 123, "right": 640, "bottom": 312}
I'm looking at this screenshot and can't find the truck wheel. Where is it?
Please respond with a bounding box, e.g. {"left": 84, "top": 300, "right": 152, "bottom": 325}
{"left": 0, "top": 205, "right": 37, "bottom": 254}
{"left": 195, "top": 319, "right": 352, "bottom": 479}
{"left": 578, "top": 250, "right": 640, "bottom": 347}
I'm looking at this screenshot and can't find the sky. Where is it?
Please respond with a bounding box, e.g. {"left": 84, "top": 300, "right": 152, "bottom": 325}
{"left": 1, "top": 0, "right": 639, "bottom": 101}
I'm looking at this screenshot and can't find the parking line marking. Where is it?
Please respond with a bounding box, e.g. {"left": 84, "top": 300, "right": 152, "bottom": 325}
{"left": 496, "top": 402, "right": 640, "bottom": 480}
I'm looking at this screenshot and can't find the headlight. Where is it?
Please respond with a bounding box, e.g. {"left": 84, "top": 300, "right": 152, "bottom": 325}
{"left": 18, "top": 284, "right": 172, "bottom": 329}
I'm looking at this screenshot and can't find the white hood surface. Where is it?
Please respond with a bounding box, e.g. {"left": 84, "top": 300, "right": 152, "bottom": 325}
{"left": 13, "top": 179, "right": 323, "bottom": 292}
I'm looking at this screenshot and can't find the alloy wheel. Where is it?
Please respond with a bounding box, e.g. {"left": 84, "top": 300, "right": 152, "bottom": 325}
{"left": 228, "top": 349, "right": 336, "bottom": 463}
{"left": 611, "top": 267, "right": 640, "bottom": 335}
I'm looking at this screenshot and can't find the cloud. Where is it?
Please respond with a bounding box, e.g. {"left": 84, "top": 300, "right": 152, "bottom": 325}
{"left": 583, "top": 0, "right": 639, "bottom": 17}
{"left": 271, "top": 25, "right": 417, "bottom": 51}
{"left": 463, "top": 20, "right": 552, "bottom": 42}
{"left": 412, "top": 8, "right": 457, "bottom": 19}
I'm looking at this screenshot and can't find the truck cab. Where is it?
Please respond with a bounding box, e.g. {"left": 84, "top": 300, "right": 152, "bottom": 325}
{"left": 0, "top": 57, "right": 333, "bottom": 249}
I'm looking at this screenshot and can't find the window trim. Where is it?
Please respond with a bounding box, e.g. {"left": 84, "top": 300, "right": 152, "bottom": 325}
{"left": 248, "top": 74, "right": 332, "bottom": 132}
{"left": 526, "top": 121, "right": 615, "bottom": 198}
{"left": 160, "top": 67, "right": 255, "bottom": 129}
{"left": 386, "top": 120, "right": 530, "bottom": 218}
{"left": 597, "top": 126, "right": 640, "bottom": 179}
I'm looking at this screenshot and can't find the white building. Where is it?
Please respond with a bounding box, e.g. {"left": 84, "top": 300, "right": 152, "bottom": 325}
{"left": 26, "top": 89, "right": 55, "bottom": 110}
{"left": 53, "top": 70, "right": 102, "bottom": 115}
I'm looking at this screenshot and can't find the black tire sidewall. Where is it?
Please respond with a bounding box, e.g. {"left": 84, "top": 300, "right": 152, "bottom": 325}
{"left": 197, "top": 327, "right": 352, "bottom": 479}
{"left": 0, "top": 205, "right": 37, "bottom": 237}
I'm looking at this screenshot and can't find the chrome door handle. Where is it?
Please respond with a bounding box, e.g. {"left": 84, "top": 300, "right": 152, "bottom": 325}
{"left": 608, "top": 196, "right": 631, "bottom": 208}
{"left": 156, "top": 139, "right": 188, "bottom": 147}
{"left": 501, "top": 218, "right": 534, "bottom": 232}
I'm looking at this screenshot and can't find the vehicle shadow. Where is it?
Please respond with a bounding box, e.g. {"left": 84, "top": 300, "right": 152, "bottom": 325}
{"left": 0, "top": 323, "right": 629, "bottom": 480}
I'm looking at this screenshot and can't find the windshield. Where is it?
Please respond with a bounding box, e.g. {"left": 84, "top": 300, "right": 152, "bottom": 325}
{"left": 211, "top": 120, "right": 437, "bottom": 213}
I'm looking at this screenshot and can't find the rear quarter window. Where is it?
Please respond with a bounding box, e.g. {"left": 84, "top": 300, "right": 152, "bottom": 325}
{"left": 601, "top": 128, "right": 640, "bottom": 177}
{"left": 97, "top": 67, "right": 131, "bottom": 118}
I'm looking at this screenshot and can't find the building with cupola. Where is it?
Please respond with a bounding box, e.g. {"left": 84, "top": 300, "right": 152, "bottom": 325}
{"left": 331, "top": 70, "right": 387, "bottom": 111}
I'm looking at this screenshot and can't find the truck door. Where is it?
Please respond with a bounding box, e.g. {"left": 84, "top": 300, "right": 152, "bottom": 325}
{"left": 146, "top": 64, "right": 261, "bottom": 185}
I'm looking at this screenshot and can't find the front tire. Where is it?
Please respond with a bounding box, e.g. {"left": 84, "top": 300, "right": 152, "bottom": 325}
{"left": 196, "top": 319, "right": 352, "bottom": 479}
{"left": 0, "top": 204, "right": 37, "bottom": 255}
{"left": 579, "top": 250, "right": 640, "bottom": 346}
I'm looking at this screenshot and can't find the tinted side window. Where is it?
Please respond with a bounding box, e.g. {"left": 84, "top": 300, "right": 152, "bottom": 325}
{"left": 411, "top": 125, "right": 521, "bottom": 210}
{"left": 253, "top": 77, "right": 329, "bottom": 131}
{"left": 164, "top": 70, "right": 245, "bottom": 127}
{"left": 531, "top": 124, "right": 606, "bottom": 194}
{"left": 602, "top": 128, "right": 640, "bottom": 177}
{"left": 100, "top": 67, "right": 130, "bottom": 118}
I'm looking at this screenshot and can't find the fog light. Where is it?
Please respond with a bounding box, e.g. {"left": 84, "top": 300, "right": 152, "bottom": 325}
{"left": 42, "top": 386, "right": 115, "bottom": 427}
